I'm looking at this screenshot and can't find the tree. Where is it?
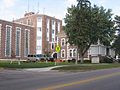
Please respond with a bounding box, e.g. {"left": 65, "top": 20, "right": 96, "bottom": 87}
{"left": 112, "top": 34, "right": 120, "bottom": 56}
{"left": 112, "top": 15, "right": 120, "bottom": 56}
{"left": 64, "top": 0, "right": 114, "bottom": 63}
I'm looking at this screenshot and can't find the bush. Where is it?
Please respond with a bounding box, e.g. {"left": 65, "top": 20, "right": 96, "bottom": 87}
{"left": 118, "top": 59, "right": 120, "bottom": 63}
{"left": 68, "top": 58, "right": 76, "bottom": 63}
{"left": 100, "top": 56, "right": 113, "bottom": 63}
{"left": 83, "top": 60, "right": 91, "bottom": 63}
{"left": 48, "top": 57, "right": 54, "bottom": 62}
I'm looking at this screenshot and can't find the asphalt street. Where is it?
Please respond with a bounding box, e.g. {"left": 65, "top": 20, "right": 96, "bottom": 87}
{"left": 0, "top": 68, "right": 120, "bottom": 90}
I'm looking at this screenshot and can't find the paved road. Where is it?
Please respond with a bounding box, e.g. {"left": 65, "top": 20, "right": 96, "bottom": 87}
{"left": 0, "top": 68, "right": 120, "bottom": 90}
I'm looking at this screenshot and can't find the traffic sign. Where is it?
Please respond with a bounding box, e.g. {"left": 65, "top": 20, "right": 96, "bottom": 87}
{"left": 55, "top": 45, "right": 61, "bottom": 53}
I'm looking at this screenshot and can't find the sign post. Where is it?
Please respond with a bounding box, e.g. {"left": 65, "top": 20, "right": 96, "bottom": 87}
{"left": 55, "top": 45, "right": 61, "bottom": 65}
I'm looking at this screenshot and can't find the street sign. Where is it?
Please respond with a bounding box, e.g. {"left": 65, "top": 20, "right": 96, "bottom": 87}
{"left": 55, "top": 45, "right": 61, "bottom": 53}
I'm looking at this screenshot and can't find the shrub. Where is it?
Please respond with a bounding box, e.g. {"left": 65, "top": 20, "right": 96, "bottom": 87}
{"left": 83, "top": 60, "right": 91, "bottom": 63}
{"left": 68, "top": 58, "right": 76, "bottom": 63}
{"left": 100, "top": 56, "right": 113, "bottom": 63}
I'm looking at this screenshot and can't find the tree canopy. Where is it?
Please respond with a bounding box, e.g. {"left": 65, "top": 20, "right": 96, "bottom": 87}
{"left": 112, "top": 15, "right": 120, "bottom": 56}
{"left": 64, "top": 0, "right": 115, "bottom": 63}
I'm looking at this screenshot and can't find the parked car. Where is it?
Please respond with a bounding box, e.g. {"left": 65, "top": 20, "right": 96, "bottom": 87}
{"left": 27, "top": 54, "right": 48, "bottom": 62}
{"left": 47, "top": 57, "right": 54, "bottom": 62}
{"left": 27, "top": 54, "right": 37, "bottom": 62}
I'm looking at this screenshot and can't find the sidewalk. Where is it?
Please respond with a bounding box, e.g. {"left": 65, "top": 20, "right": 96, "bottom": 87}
{"left": 23, "top": 65, "right": 64, "bottom": 72}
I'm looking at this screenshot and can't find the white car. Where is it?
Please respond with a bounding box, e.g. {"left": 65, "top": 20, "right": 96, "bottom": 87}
{"left": 27, "top": 54, "right": 47, "bottom": 62}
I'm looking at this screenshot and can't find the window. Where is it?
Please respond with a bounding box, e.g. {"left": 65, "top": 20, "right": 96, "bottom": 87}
{"left": 40, "top": 27, "right": 41, "bottom": 31}
{"left": 51, "top": 43, "right": 54, "bottom": 49}
{"left": 16, "top": 28, "right": 21, "bottom": 56}
{"left": 37, "top": 36, "right": 41, "bottom": 40}
{"left": 37, "top": 27, "right": 42, "bottom": 32}
{"left": 58, "top": 22, "right": 60, "bottom": 33}
{"left": 61, "top": 49, "right": 65, "bottom": 58}
{"left": 5, "top": 25, "right": 12, "bottom": 57}
{"left": 38, "top": 17, "right": 42, "bottom": 22}
{"left": 73, "top": 49, "right": 76, "bottom": 56}
{"left": 61, "top": 38, "right": 65, "bottom": 46}
{"left": 52, "top": 29, "right": 54, "bottom": 34}
{"left": 46, "top": 28, "right": 48, "bottom": 32}
{"left": 39, "top": 27, "right": 41, "bottom": 31}
{"left": 36, "top": 46, "right": 41, "bottom": 50}
{"left": 27, "top": 19, "right": 31, "bottom": 25}
{"left": 47, "top": 19, "right": 49, "bottom": 25}
{"left": 24, "top": 30, "right": 30, "bottom": 56}
{"left": 69, "top": 50, "right": 72, "bottom": 57}
{"left": 52, "top": 38, "right": 54, "bottom": 42}
{"left": 52, "top": 20, "right": 54, "bottom": 25}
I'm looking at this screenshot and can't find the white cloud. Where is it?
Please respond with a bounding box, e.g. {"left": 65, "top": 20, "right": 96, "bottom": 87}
{"left": 91, "top": 0, "right": 108, "bottom": 6}
{"left": 98, "top": 0, "right": 107, "bottom": 6}
{"left": 0, "top": 0, "right": 18, "bottom": 21}
{"left": 0, "top": 8, "right": 16, "bottom": 21}
{"left": 66, "top": 0, "right": 77, "bottom": 5}
{"left": 113, "top": 7, "right": 120, "bottom": 16}
{"left": 3, "top": 0, "right": 17, "bottom": 8}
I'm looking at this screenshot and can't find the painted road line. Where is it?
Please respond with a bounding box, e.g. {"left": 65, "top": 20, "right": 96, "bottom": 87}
{"left": 39, "top": 72, "right": 120, "bottom": 90}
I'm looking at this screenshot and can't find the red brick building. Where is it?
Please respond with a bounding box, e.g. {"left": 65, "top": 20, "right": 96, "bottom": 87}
{"left": 1, "top": 12, "right": 113, "bottom": 63}
{"left": 0, "top": 12, "right": 62, "bottom": 59}
{"left": 15, "top": 12, "right": 62, "bottom": 56}
{"left": 57, "top": 30, "right": 89, "bottom": 61}
{"left": 0, "top": 19, "right": 36, "bottom": 59}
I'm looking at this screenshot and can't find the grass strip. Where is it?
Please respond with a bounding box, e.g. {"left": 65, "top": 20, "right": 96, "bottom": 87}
{"left": 52, "top": 64, "right": 120, "bottom": 71}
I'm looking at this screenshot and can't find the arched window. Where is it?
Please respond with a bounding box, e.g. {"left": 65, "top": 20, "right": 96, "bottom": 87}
{"left": 51, "top": 43, "right": 54, "bottom": 50}
{"left": 61, "top": 38, "right": 65, "bottom": 46}
{"left": 73, "top": 49, "right": 76, "bottom": 57}
{"left": 61, "top": 49, "right": 65, "bottom": 58}
{"left": 69, "top": 50, "right": 72, "bottom": 57}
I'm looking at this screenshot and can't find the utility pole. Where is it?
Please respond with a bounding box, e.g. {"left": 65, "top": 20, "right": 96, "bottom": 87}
{"left": 28, "top": 0, "right": 29, "bottom": 12}
{"left": 37, "top": 1, "right": 40, "bottom": 13}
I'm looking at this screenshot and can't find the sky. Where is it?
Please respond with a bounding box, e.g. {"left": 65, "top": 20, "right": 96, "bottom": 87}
{"left": 0, "top": 0, "right": 120, "bottom": 24}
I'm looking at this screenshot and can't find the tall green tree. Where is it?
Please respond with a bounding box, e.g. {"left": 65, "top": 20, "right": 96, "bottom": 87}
{"left": 112, "top": 34, "right": 120, "bottom": 56}
{"left": 64, "top": 0, "right": 114, "bottom": 63}
{"left": 112, "top": 15, "right": 120, "bottom": 56}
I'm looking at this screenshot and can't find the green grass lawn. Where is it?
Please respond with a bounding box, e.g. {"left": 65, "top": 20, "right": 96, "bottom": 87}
{"left": 1, "top": 61, "right": 120, "bottom": 71}
{"left": 52, "top": 64, "right": 120, "bottom": 71}
{"left": 0, "top": 61, "right": 73, "bottom": 69}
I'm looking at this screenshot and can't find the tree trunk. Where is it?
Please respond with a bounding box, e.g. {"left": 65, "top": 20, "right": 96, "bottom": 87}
{"left": 79, "top": 51, "right": 84, "bottom": 63}
{"left": 75, "top": 58, "right": 78, "bottom": 64}
{"left": 80, "top": 55, "right": 84, "bottom": 63}
{"left": 75, "top": 49, "right": 79, "bottom": 64}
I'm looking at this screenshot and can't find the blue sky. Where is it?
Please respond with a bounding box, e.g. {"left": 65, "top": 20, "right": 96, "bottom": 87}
{"left": 0, "top": 0, "right": 120, "bottom": 23}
